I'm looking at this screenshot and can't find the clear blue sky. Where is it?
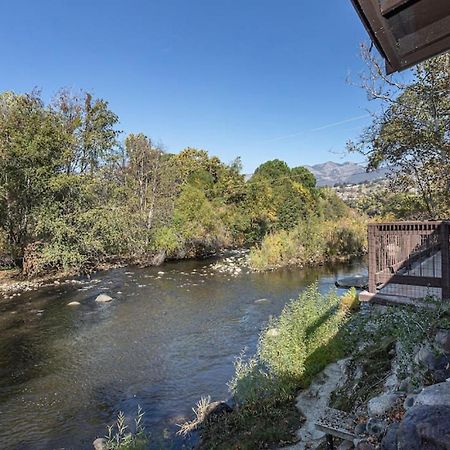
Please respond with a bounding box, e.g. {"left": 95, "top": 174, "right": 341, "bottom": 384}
{"left": 1, "top": 0, "right": 388, "bottom": 172}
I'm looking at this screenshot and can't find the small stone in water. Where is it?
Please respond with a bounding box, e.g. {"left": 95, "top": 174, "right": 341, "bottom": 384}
{"left": 95, "top": 294, "right": 113, "bottom": 303}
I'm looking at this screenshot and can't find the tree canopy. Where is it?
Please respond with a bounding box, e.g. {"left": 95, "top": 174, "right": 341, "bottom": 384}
{"left": 0, "top": 89, "right": 354, "bottom": 276}
{"left": 348, "top": 51, "right": 450, "bottom": 219}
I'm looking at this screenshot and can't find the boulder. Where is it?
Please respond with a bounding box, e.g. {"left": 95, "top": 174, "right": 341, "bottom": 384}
{"left": 367, "top": 393, "right": 399, "bottom": 417}
{"left": 95, "top": 294, "right": 113, "bottom": 303}
{"left": 335, "top": 276, "right": 368, "bottom": 289}
{"left": 67, "top": 301, "right": 81, "bottom": 306}
{"left": 432, "top": 353, "right": 450, "bottom": 371}
{"left": 354, "top": 422, "right": 367, "bottom": 435}
{"left": 431, "top": 368, "right": 450, "bottom": 384}
{"left": 355, "top": 440, "right": 376, "bottom": 450}
{"left": 414, "top": 344, "right": 438, "bottom": 369}
{"left": 398, "top": 377, "right": 413, "bottom": 393}
{"left": 337, "top": 440, "right": 354, "bottom": 450}
{"left": 93, "top": 437, "right": 107, "bottom": 450}
{"left": 403, "top": 394, "right": 416, "bottom": 410}
{"left": 397, "top": 405, "right": 450, "bottom": 450}
{"left": 381, "top": 423, "right": 399, "bottom": 450}
{"left": 366, "top": 417, "right": 387, "bottom": 437}
{"left": 415, "top": 381, "right": 450, "bottom": 407}
{"left": 435, "top": 329, "right": 450, "bottom": 354}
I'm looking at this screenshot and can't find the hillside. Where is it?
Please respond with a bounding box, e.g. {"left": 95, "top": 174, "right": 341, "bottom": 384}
{"left": 305, "top": 161, "right": 388, "bottom": 186}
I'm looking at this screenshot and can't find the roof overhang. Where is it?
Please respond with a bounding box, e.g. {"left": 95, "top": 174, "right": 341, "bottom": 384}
{"left": 351, "top": 0, "right": 450, "bottom": 73}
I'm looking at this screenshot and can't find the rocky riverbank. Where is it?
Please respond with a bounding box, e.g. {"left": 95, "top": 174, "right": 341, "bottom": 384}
{"left": 288, "top": 303, "right": 450, "bottom": 450}
{"left": 0, "top": 248, "right": 251, "bottom": 301}
{"left": 187, "top": 297, "right": 450, "bottom": 450}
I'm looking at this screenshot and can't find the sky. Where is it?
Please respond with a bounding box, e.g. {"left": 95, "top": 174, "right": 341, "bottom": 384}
{"left": 0, "top": 0, "right": 393, "bottom": 172}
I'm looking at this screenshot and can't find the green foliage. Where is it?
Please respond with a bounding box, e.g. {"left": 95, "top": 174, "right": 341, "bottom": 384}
{"left": 249, "top": 214, "right": 367, "bottom": 271}
{"left": 0, "top": 91, "right": 69, "bottom": 258}
{"left": 105, "top": 406, "right": 148, "bottom": 450}
{"left": 364, "top": 299, "right": 450, "bottom": 382}
{"left": 290, "top": 166, "right": 316, "bottom": 189}
{"left": 229, "top": 285, "right": 353, "bottom": 404}
{"left": 253, "top": 159, "right": 291, "bottom": 181}
{"left": 356, "top": 188, "right": 430, "bottom": 220}
{"left": 340, "top": 287, "right": 359, "bottom": 311}
{"left": 202, "top": 286, "right": 357, "bottom": 449}
{"left": 349, "top": 52, "right": 450, "bottom": 218}
{"left": 0, "top": 88, "right": 365, "bottom": 277}
{"left": 246, "top": 161, "right": 318, "bottom": 237}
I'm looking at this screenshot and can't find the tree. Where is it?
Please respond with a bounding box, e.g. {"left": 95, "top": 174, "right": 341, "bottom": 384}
{"left": 348, "top": 49, "right": 450, "bottom": 218}
{"left": 290, "top": 166, "right": 316, "bottom": 189}
{"left": 52, "top": 89, "right": 119, "bottom": 174}
{"left": 124, "top": 133, "right": 164, "bottom": 231}
{"left": 0, "top": 91, "right": 69, "bottom": 259}
{"left": 253, "top": 159, "right": 290, "bottom": 182}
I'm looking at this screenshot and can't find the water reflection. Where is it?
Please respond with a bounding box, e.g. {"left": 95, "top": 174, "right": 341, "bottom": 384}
{"left": 0, "top": 256, "right": 366, "bottom": 449}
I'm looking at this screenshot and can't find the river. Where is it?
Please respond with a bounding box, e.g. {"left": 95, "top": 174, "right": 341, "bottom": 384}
{"left": 0, "top": 253, "right": 366, "bottom": 449}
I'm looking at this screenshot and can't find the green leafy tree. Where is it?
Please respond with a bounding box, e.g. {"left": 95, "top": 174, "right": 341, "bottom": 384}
{"left": 348, "top": 50, "right": 450, "bottom": 218}
{"left": 52, "top": 89, "right": 119, "bottom": 174}
{"left": 0, "top": 91, "right": 69, "bottom": 259}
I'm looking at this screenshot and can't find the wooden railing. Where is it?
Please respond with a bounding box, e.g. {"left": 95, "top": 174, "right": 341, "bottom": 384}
{"left": 368, "top": 221, "right": 450, "bottom": 300}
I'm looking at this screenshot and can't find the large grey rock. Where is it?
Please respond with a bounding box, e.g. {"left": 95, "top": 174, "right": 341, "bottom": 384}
{"left": 435, "top": 329, "right": 450, "bottom": 354}
{"left": 415, "top": 381, "right": 450, "bottom": 407}
{"left": 354, "top": 422, "right": 367, "bottom": 435}
{"left": 355, "top": 440, "right": 376, "bottom": 450}
{"left": 414, "top": 344, "right": 438, "bottom": 369}
{"left": 95, "top": 294, "right": 113, "bottom": 303}
{"left": 93, "top": 438, "right": 107, "bottom": 450}
{"left": 431, "top": 368, "right": 450, "bottom": 384}
{"left": 381, "top": 423, "right": 399, "bottom": 450}
{"left": 367, "top": 393, "right": 399, "bottom": 417}
{"left": 397, "top": 405, "right": 450, "bottom": 450}
{"left": 337, "top": 440, "right": 354, "bottom": 450}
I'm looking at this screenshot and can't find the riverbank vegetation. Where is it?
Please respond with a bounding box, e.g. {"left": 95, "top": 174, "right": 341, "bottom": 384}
{"left": 249, "top": 214, "right": 366, "bottom": 271}
{"left": 197, "top": 285, "right": 361, "bottom": 449}
{"left": 0, "top": 90, "right": 365, "bottom": 280}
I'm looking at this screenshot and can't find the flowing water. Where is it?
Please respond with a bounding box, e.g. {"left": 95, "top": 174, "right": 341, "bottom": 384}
{"left": 0, "top": 254, "right": 366, "bottom": 449}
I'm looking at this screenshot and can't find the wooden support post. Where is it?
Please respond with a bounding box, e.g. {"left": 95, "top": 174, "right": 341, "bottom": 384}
{"left": 368, "top": 225, "right": 377, "bottom": 294}
{"left": 441, "top": 222, "right": 450, "bottom": 301}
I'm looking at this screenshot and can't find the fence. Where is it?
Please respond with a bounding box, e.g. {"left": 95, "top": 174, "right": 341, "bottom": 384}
{"left": 367, "top": 221, "right": 450, "bottom": 300}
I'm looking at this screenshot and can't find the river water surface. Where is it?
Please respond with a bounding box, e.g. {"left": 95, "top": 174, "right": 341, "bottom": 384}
{"left": 0, "top": 254, "right": 366, "bottom": 449}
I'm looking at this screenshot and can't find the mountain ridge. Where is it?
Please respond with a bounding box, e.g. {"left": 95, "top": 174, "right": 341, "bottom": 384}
{"left": 305, "top": 161, "right": 388, "bottom": 186}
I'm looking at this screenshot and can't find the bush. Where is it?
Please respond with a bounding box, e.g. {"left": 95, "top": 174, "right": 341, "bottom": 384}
{"left": 249, "top": 215, "right": 367, "bottom": 271}
{"left": 229, "top": 285, "right": 355, "bottom": 404}
{"left": 340, "top": 287, "right": 359, "bottom": 311}
{"left": 200, "top": 286, "right": 358, "bottom": 449}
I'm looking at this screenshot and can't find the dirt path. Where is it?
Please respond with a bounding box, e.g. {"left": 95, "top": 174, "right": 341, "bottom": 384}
{"left": 283, "top": 358, "right": 349, "bottom": 450}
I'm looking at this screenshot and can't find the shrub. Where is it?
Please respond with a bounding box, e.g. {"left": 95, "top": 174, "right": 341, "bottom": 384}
{"left": 340, "top": 287, "right": 359, "bottom": 311}
{"left": 249, "top": 215, "right": 367, "bottom": 271}
{"left": 229, "top": 285, "right": 355, "bottom": 404}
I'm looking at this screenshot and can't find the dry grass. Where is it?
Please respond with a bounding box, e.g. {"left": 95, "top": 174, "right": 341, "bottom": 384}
{"left": 177, "top": 395, "right": 212, "bottom": 436}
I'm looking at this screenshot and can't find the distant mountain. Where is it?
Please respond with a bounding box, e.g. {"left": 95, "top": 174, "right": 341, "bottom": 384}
{"left": 305, "top": 161, "right": 388, "bottom": 186}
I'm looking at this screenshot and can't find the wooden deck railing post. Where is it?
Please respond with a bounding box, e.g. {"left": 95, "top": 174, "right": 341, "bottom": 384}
{"left": 441, "top": 221, "right": 450, "bottom": 300}
{"left": 368, "top": 224, "right": 377, "bottom": 293}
